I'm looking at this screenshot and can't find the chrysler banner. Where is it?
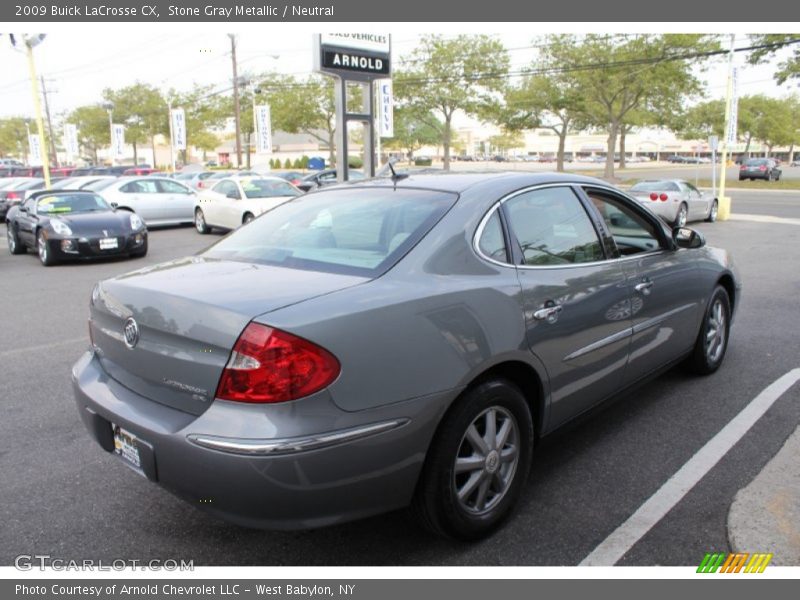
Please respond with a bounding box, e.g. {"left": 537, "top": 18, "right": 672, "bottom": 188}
{"left": 254, "top": 104, "right": 273, "bottom": 154}
{"left": 378, "top": 79, "right": 393, "bottom": 138}
{"left": 63, "top": 123, "right": 79, "bottom": 157}
{"left": 171, "top": 108, "right": 187, "bottom": 150}
{"left": 112, "top": 124, "right": 125, "bottom": 159}
{"left": 28, "top": 134, "right": 42, "bottom": 166}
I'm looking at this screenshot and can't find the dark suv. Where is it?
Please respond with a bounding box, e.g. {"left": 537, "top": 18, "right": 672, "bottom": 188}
{"left": 739, "top": 158, "right": 781, "bottom": 181}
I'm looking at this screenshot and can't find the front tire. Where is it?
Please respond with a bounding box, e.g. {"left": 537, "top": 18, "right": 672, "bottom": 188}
{"left": 687, "top": 285, "right": 731, "bottom": 375}
{"left": 411, "top": 379, "right": 534, "bottom": 540}
{"left": 243, "top": 212, "right": 255, "bottom": 225}
{"left": 7, "top": 226, "right": 25, "bottom": 255}
{"left": 194, "top": 208, "right": 210, "bottom": 234}
{"left": 37, "top": 230, "right": 56, "bottom": 266}
{"left": 130, "top": 238, "right": 148, "bottom": 258}
{"left": 705, "top": 200, "right": 718, "bottom": 223}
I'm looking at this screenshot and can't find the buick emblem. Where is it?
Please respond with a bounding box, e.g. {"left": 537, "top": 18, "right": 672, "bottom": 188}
{"left": 123, "top": 317, "right": 140, "bottom": 349}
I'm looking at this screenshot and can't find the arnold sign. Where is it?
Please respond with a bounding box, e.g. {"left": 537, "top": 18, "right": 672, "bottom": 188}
{"left": 314, "top": 33, "right": 391, "bottom": 81}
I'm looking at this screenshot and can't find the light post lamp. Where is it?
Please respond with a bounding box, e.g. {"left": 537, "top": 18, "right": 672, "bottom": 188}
{"left": 102, "top": 101, "right": 114, "bottom": 166}
{"left": 21, "top": 34, "right": 51, "bottom": 187}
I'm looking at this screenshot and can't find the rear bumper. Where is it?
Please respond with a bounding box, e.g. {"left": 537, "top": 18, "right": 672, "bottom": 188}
{"left": 71, "top": 351, "right": 451, "bottom": 530}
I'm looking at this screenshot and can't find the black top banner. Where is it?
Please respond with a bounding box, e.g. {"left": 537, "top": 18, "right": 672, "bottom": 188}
{"left": 4, "top": 0, "right": 800, "bottom": 21}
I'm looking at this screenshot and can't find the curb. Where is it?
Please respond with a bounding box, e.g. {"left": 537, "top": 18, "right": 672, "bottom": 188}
{"left": 728, "top": 426, "right": 800, "bottom": 565}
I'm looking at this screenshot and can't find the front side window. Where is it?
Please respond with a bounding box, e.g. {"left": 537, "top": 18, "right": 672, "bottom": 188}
{"left": 583, "top": 188, "right": 663, "bottom": 256}
{"left": 202, "top": 187, "right": 458, "bottom": 276}
{"left": 503, "top": 186, "right": 604, "bottom": 266}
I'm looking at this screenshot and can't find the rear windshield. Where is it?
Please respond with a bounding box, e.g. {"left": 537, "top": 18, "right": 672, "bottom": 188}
{"left": 745, "top": 159, "right": 768, "bottom": 166}
{"left": 630, "top": 181, "right": 680, "bottom": 192}
{"left": 202, "top": 187, "right": 458, "bottom": 276}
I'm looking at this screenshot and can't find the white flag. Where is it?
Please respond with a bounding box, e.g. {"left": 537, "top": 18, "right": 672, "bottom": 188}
{"left": 378, "top": 79, "right": 393, "bottom": 138}
{"left": 28, "top": 134, "right": 43, "bottom": 166}
{"left": 171, "top": 108, "right": 187, "bottom": 150}
{"left": 64, "top": 123, "right": 79, "bottom": 158}
{"left": 726, "top": 67, "right": 739, "bottom": 145}
{"left": 111, "top": 124, "right": 125, "bottom": 159}
{"left": 254, "top": 104, "right": 272, "bottom": 154}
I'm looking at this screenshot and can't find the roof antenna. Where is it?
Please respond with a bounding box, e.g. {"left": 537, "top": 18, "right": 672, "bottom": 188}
{"left": 386, "top": 160, "right": 409, "bottom": 187}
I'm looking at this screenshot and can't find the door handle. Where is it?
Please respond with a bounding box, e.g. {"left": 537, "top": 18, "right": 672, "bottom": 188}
{"left": 634, "top": 280, "right": 654, "bottom": 295}
{"left": 533, "top": 303, "right": 563, "bottom": 321}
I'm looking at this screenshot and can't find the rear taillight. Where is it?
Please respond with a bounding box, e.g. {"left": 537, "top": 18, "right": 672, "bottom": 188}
{"left": 739, "top": 165, "right": 746, "bottom": 170}
{"left": 7, "top": 192, "right": 19, "bottom": 200}
{"left": 759, "top": 165, "right": 767, "bottom": 171}
{"left": 660, "top": 193, "right": 668, "bottom": 201}
{"left": 649, "top": 193, "right": 658, "bottom": 201}
{"left": 216, "top": 323, "right": 340, "bottom": 403}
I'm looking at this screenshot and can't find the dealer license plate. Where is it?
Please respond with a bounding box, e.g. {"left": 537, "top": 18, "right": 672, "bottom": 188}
{"left": 113, "top": 424, "right": 143, "bottom": 474}
{"left": 99, "top": 237, "right": 118, "bottom": 250}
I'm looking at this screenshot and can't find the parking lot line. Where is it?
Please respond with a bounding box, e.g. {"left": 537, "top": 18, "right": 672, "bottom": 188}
{"left": 728, "top": 214, "right": 800, "bottom": 226}
{"left": 0, "top": 336, "right": 87, "bottom": 358}
{"left": 579, "top": 368, "right": 800, "bottom": 566}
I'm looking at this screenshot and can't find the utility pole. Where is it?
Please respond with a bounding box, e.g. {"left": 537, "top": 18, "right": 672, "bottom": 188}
{"left": 40, "top": 76, "right": 59, "bottom": 168}
{"left": 24, "top": 37, "right": 51, "bottom": 188}
{"left": 717, "top": 34, "right": 736, "bottom": 221}
{"left": 229, "top": 34, "right": 242, "bottom": 168}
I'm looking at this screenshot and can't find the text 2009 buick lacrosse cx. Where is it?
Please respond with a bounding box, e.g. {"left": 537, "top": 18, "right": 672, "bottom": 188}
{"left": 72, "top": 172, "right": 740, "bottom": 539}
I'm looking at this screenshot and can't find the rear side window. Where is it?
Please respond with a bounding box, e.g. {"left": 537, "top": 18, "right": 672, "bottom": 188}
{"left": 478, "top": 210, "right": 508, "bottom": 263}
{"left": 203, "top": 188, "right": 458, "bottom": 276}
{"left": 504, "top": 186, "right": 604, "bottom": 266}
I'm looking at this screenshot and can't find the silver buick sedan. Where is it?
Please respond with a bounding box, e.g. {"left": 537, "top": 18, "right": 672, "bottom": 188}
{"left": 72, "top": 172, "right": 740, "bottom": 540}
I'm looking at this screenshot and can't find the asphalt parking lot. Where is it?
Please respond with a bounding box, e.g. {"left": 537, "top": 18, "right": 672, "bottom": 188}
{"left": 1, "top": 188, "right": 799, "bottom": 566}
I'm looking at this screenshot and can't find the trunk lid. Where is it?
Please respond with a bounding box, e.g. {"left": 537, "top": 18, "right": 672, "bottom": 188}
{"left": 90, "top": 256, "right": 367, "bottom": 415}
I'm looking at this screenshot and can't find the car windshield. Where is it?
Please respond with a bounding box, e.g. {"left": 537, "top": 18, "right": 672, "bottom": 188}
{"left": 202, "top": 187, "right": 458, "bottom": 276}
{"left": 240, "top": 179, "right": 302, "bottom": 199}
{"left": 37, "top": 193, "right": 109, "bottom": 214}
{"left": 630, "top": 181, "right": 680, "bottom": 192}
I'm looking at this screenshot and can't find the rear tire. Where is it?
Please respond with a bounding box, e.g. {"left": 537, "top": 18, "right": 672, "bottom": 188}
{"left": 194, "top": 208, "right": 210, "bottom": 234}
{"left": 687, "top": 285, "right": 731, "bottom": 375}
{"left": 705, "top": 200, "right": 718, "bottom": 223}
{"left": 673, "top": 203, "right": 688, "bottom": 228}
{"left": 411, "top": 379, "right": 533, "bottom": 540}
{"left": 7, "top": 225, "right": 25, "bottom": 255}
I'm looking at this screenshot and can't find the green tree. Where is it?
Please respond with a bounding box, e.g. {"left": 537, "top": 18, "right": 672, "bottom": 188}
{"left": 742, "top": 95, "right": 794, "bottom": 156}
{"left": 488, "top": 130, "right": 525, "bottom": 155}
{"left": 500, "top": 69, "right": 590, "bottom": 171}
{"left": 551, "top": 34, "right": 715, "bottom": 178}
{"left": 748, "top": 35, "right": 800, "bottom": 84}
{"left": 66, "top": 104, "right": 111, "bottom": 164}
{"left": 0, "top": 117, "right": 29, "bottom": 159}
{"left": 103, "top": 83, "right": 168, "bottom": 165}
{"left": 671, "top": 99, "right": 727, "bottom": 140}
{"left": 381, "top": 107, "right": 440, "bottom": 161}
{"left": 395, "top": 34, "right": 509, "bottom": 170}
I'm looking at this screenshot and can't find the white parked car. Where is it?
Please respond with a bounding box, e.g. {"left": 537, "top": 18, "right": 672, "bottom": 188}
{"left": 87, "top": 176, "right": 197, "bottom": 226}
{"left": 193, "top": 176, "right": 302, "bottom": 233}
{"left": 52, "top": 175, "right": 116, "bottom": 191}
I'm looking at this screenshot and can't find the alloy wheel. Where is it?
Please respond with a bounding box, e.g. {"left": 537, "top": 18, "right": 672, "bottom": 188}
{"left": 453, "top": 406, "right": 520, "bottom": 515}
{"left": 705, "top": 298, "right": 727, "bottom": 364}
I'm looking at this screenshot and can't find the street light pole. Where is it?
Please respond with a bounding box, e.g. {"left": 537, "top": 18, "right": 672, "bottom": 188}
{"left": 103, "top": 102, "right": 114, "bottom": 166}
{"left": 229, "top": 34, "right": 242, "bottom": 168}
{"left": 24, "top": 37, "right": 51, "bottom": 188}
{"left": 717, "top": 34, "right": 736, "bottom": 221}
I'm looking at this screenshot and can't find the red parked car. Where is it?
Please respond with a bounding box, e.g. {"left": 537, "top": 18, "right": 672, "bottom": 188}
{"left": 122, "top": 167, "right": 162, "bottom": 176}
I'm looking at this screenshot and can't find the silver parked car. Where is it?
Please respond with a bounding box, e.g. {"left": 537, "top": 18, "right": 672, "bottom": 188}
{"left": 72, "top": 173, "right": 740, "bottom": 539}
{"left": 629, "top": 179, "right": 718, "bottom": 227}
{"left": 87, "top": 176, "right": 197, "bottom": 226}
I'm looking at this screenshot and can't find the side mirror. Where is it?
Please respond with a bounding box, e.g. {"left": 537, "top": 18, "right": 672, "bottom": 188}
{"left": 19, "top": 206, "right": 28, "bottom": 213}
{"left": 110, "top": 202, "right": 118, "bottom": 209}
{"left": 673, "top": 227, "right": 705, "bottom": 249}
